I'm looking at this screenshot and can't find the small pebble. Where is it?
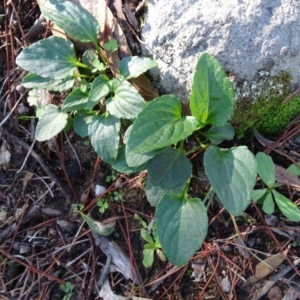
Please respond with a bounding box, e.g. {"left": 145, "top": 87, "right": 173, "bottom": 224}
{"left": 94, "top": 184, "right": 107, "bottom": 197}
{"left": 16, "top": 84, "right": 26, "bottom": 93}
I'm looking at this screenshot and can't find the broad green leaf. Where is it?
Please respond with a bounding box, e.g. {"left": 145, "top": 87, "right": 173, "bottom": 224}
{"left": 200, "top": 122, "right": 235, "bottom": 145}
{"left": 272, "top": 190, "right": 300, "bottom": 222}
{"left": 87, "top": 75, "right": 110, "bottom": 110}
{"left": 112, "top": 146, "right": 148, "bottom": 174}
{"left": 88, "top": 114, "right": 120, "bottom": 164}
{"left": 127, "top": 95, "right": 198, "bottom": 153}
{"left": 255, "top": 152, "right": 275, "bottom": 188}
{"left": 148, "top": 147, "right": 192, "bottom": 190}
{"left": 190, "top": 53, "right": 234, "bottom": 127}
{"left": 22, "top": 73, "right": 74, "bottom": 92}
{"left": 125, "top": 145, "right": 162, "bottom": 168}
{"left": 41, "top": 0, "right": 99, "bottom": 44}
{"left": 145, "top": 177, "right": 186, "bottom": 207}
{"left": 287, "top": 164, "right": 300, "bottom": 176}
{"left": 262, "top": 191, "right": 275, "bottom": 215}
{"left": 119, "top": 56, "right": 157, "bottom": 79}
{"left": 106, "top": 79, "right": 145, "bottom": 119}
{"left": 61, "top": 88, "right": 88, "bottom": 112}
{"left": 35, "top": 104, "right": 68, "bottom": 141}
{"left": 73, "top": 111, "right": 94, "bottom": 137}
{"left": 124, "top": 125, "right": 167, "bottom": 168}
{"left": 204, "top": 145, "right": 257, "bottom": 216}
{"left": 155, "top": 194, "right": 208, "bottom": 266}
{"left": 124, "top": 126, "right": 164, "bottom": 167}
{"left": 16, "top": 36, "right": 78, "bottom": 80}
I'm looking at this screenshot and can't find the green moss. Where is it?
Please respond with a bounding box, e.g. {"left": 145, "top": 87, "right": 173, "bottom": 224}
{"left": 231, "top": 71, "right": 300, "bottom": 138}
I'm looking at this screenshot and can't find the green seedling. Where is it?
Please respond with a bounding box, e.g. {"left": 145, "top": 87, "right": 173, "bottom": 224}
{"left": 16, "top": 0, "right": 260, "bottom": 267}
{"left": 71, "top": 203, "right": 84, "bottom": 211}
{"left": 60, "top": 282, "right": 74, "bottom": 300}
{"left": 135, "top": 214, "right": 166, "bottom": 267}
{"left": 108, "top": 191, "right": 122, "bottom": 202}
{"left": 106, "top": 170, "right": 120, "bottom": 183}
{"left": 96, "top": 199, "right": 109, "bottom": 214}
{"left": 252, "top": 152, "right": 300, "bottom": 221}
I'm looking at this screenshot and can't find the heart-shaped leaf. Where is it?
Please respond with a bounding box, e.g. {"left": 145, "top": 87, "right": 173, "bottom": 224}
{"left": 106, "top": 79, "right": 145, "bottom": 119}
{"left": 119, "top": 56, "right": 157, "bottom": 79}
{"left": 35, "top": 104, "right": 68, "bottom": 141}
{"left": 88, "top": 114, "right": 120, "bottom": 164}
{"left": 155, "top": 193, "right": 208, "bottom": 266}
{"left": 148, "top": 147, "right": 192, "bottom": 190}
{"left": 127, "top": 95, "right": 198, "bottom": 153}
{"left": 204, "top": 145, "right": 257, "bottom": 216}
{"left": 16, "top": 36, "right": 77, "bottom": 80}
{"left": 190, "top": 53, "right": 234, "bottom": 127}
{"left": 41, "top": 0, "right": 99, "bottom": 45}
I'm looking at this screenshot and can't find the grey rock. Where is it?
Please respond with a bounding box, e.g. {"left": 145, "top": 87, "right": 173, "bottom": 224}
{"left": 142, "top": 0, "right": 300, "bottom": 101}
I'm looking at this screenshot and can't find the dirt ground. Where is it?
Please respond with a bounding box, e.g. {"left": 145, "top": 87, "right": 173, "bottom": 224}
{"left": 2, "top": 1, "right": 300, "bottom": 300}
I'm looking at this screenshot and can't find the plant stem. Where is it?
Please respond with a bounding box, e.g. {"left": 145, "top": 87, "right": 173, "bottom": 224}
{"left": 185, "top": 144, "right": 205, "bottom": 156}
{"left": 94, "top": 42, "right": 107, "bottom": 65}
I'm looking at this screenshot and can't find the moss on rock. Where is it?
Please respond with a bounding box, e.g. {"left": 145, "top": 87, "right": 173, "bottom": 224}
{"left": 231, "top": 71, "right": 300, "bottom": 138}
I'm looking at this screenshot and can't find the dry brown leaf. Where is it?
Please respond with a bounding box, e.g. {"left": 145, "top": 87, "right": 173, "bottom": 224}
{"left": 22, "top": 172, "right": 34, "bottom": 190}
{"left": 245, "top": 248, "right": 288, "bottom": 285}
{"left": 275, "top": 165, "right": 300, "bottom": 190}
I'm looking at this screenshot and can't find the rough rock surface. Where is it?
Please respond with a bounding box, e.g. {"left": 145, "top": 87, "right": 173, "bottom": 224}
{"left": 142, "top": 0, "right": 300, "bottom": 101}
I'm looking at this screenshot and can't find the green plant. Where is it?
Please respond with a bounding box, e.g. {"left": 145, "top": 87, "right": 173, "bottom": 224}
{"left": 16, "top": 0, "right": 258, "bottom": 267}
{"left": 96, "top": 199, "right": 109, "bottom": 213}
{"left": 71, "top": 203, "right": 84, "bottom": 211}
{"left": 252, "top": 152, "right": 300, "bottom": 221}
{"left": 16, "top": 0, "right": 157, "bottom": 166}
{"left": 135, "top": 214, "right": 166, "bottom": 267}
{"left": 60, "top": 282, "right": 74, "bottom": 300}
{"left": 106, "top": 170, "right": 120, "bottom": 183}
{"left": 108, "top": 190, "right": 122, "bottom": 201}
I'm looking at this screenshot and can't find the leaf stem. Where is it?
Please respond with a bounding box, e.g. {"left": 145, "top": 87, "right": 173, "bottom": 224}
{"left": 94, "top": 42, "right": 107, "bottom": 65}
{"left": 185, "top": 144, "right": 205, "bottom": 156}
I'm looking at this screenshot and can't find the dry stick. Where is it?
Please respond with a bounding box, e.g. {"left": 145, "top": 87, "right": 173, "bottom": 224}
{"left": 1, "top": 128, "right": 71, "bottom": 199}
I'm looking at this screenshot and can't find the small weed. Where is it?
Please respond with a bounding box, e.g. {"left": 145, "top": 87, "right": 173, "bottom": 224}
{"left": 253, "top": 152, "right": 300, "bottom": 222}
{"left": 106, "top": 170, "right": 120, "bottom": 183}
{"left": 108, "top": 191, "right": 122, "bottom": 202}
{"left": 96, "top": 199, "right": 109, "bottom": 214}
{"left": 71, "top": 203, "right": 84, "bottom": 211}
{"left": 60, "top": 282, "right": 74, "bottom": 300}
{"left": 135, "top": 214, "right": 166, "bottom": 267}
